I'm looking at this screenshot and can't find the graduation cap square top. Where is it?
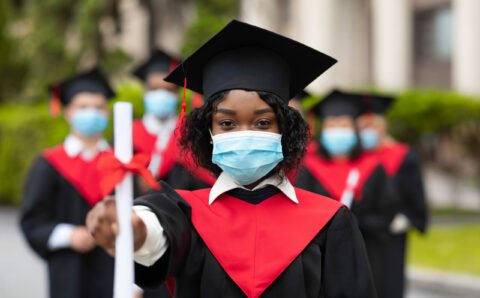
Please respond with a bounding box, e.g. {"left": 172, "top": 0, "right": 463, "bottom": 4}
{"left": 50, "top": 68, "right": 115, "bottom": 106}
{"left": 133, "top": 49, "right": 181, "bottom": 81}
{"left": 360, "top": 94, "right": 395, "bottom": 115}
{"left": 313, "top": 89, "right": 364, "bottom": 119}
{"left": 164, "top": 20, "right": 337, "bottom": 103}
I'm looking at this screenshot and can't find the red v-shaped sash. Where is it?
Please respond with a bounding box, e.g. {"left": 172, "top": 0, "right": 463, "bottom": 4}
{"left": 177, "top": 187, "right": 342, "bottom": 298}
{"left": 133, "top": 119, "right": 179, "bottom": 178}
{"left": 43, "top": 145, "right": 114, "bottom": 206}
{"left": 377, "top": 143, "right": 409, "bottom": 177}
{"left": 303, "top": 152, "right": 380, "bottom": 202}
{"left": 132, "top": 119, "right": 157, "bottom": 156}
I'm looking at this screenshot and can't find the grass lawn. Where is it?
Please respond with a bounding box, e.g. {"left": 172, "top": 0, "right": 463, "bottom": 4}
{"left": 407, "top": 223, "right": 480, "bottom": 276}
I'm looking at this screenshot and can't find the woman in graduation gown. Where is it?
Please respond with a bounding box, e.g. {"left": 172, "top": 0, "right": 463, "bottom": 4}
{"left": 294, "top": 89, "right": 398, "bottom": 296}
{"left": 132, "top": 49, "right": 216, "bottom": 193}
{"left": 20, "top": 69, "right": 116, "bottom": 298}
{"left": 357, "top": 94, "right": 428, "bottom": 298}
{"left": 87, "top": 20, "right": 377, "bottom": 298}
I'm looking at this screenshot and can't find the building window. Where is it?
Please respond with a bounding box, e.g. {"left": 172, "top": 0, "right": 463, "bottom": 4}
{"left": 414, "top": 5, "right": 452, "bottom": 88}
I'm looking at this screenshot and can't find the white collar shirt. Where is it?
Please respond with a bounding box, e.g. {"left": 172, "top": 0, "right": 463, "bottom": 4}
{"left": 208, "top": 171, "right": 298, "bottom": 205}
{"left": 63, "top": 134, "right": 110, "bottom": 161}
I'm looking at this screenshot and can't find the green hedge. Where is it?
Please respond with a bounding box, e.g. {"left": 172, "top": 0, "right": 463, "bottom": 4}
{"left": 1, "top": 87, "right": 479, "bottom": 205}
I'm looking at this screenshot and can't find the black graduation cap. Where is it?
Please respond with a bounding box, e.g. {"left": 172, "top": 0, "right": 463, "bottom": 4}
{"left": 293, "top": 90, "right": 311, "bottom": 101}
{"left": 360, "top": 94, "right": 395, "bottom": 114}
{"left": 312, "top": 89, "right": 363, "bottom": 118}
{"left": 48, "top": 68, "right": 115, "bottom": 116}
{"left": 164, "top": 20, "right": 337, "bottom": 103}
{"left": 133, "top": 49, "right": 180, "bottom": 81}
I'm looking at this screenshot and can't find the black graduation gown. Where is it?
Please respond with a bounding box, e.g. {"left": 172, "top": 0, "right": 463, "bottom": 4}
{"left": 133, "top": 119, "right": 215, "bottom": 297}
{"left": 369, "top": 144, "right": 428, "bottom": 298}
{"left": 294, "top": 145, "right": 398, "bottom": 297}
{"left": 134, "top": 182, "right": 377, "bottom": 298}
{"left": 20, "top": 147, "right": 114, "bottom": 298}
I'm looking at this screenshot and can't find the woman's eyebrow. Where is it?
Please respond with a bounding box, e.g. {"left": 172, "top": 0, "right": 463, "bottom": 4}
{"left": 254, "top": 108, "right": 274, "bottom": 115}
{"left": 215, "top": 108, "right": 236, "bottom": 115}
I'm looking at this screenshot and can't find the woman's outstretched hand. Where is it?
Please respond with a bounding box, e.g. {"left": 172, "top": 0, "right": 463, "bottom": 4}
{"left": 86, "top": 197, "right": 147, "bottom": 256}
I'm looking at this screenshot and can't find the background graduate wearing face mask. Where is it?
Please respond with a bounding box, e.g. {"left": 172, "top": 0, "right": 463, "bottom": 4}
{"left": 19, "top": 68, "right": 117, "bottom": 298}
{"left": 356, "top": 94, "right": 428, "bottom": 298}
{"left": 132, "top": 50, "right": 216, "bottom": 194}
{"left": 294, "top": 89, "right": 400, "bottom": 296}
{"left": 86, "top": 20, "right": 377, "bottom": 298}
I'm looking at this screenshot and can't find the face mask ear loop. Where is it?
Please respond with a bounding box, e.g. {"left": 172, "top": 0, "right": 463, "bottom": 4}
{"left": 209, "top": 129, "right": 214, "bottom": 144}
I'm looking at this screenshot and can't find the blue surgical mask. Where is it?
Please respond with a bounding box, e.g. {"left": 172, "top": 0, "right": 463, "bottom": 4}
{"left": 321, "top": 128, "right": 357, "bottom": 155}
{"left": 71, "top": 108, "right": 109, "bottom": 137}
{"left": 144, "top": 89, "right": 178, "bottom": 117}
{"left": 360, "top": 128, "right": 379, "bottom": 150}
{"left": 211, "top": 130, "right": 284, "bottom": 186}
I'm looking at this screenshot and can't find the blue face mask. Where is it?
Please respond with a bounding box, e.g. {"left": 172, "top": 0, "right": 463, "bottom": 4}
{"left": 211, "top": 130, "right": 284, "bottom": 186}
{"left": 71, "top": 108, "right": 109, "bottom": 137}
{"left": 360, "top": 128, "right": 379, "bottom": 150}
{"left": 321, "top": 128, "right": 358, "bottom": 155}
{"left": 144, "top": 89, "right": 178, "bottom": 117}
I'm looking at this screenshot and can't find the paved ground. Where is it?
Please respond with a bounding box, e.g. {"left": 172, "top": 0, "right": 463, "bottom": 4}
{"left": 0, "top": 207, "right": 47, "bottom": 298}
{"left": 0, "top": 207, "right": 476, "bottom": 298}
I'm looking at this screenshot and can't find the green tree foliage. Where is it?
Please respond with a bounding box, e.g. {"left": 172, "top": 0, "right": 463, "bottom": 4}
{"left": 0, "top": 0, "right": 131, "bottom": 104}
{"left": 181, "top": 0, "right": 239, "bottom": 56}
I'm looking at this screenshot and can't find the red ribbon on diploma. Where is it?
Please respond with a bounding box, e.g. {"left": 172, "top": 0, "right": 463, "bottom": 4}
{"left": 98, "top": 152, "right": 161, "bottom": 197}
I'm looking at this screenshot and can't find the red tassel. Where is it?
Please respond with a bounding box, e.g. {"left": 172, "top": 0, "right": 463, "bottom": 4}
{"left": 50, "top": 85, "right": 61, "bottom": 117}
{"left": 179, "top": 77, "right": 187, "bottom": 123}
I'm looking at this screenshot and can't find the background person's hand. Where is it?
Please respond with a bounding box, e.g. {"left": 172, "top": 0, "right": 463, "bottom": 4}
{"left": 70, "top": 226, "right": 96, "bottom": 253}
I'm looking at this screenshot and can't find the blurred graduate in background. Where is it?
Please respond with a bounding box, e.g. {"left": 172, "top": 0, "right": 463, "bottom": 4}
{"left": 20, "top": 68, "right": 116, "bottom": 298}
{"left": 294, "top": 89, "right": 398, "bottom": 297}
{"left": 357, "top": 94, "right": 428, "bottom": 298}
{"left": 132, "top": 49, "right": 216, "bottom": 195}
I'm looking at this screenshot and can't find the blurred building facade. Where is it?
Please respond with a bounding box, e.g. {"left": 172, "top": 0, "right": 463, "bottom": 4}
{"left": 239, "top": 0, "right": 480, "bottom": 96}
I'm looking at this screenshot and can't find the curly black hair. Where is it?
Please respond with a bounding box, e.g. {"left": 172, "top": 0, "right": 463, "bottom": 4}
{"left": 178, "top": 90, "right": 311, "bottom": 177}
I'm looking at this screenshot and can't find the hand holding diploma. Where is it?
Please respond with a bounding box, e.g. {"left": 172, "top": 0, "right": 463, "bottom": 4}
{"left": 86, "top": 102, "right": 160, "bottom": 298}
{"left": 86, "top": 197, "right": 147, "bottom": 256}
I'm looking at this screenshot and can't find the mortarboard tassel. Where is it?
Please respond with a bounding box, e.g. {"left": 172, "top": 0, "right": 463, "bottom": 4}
{"left": 50, "top": 84, "right": 61, "bottom": 117}
{"left": 179, "top": 77, "right": 187, "bottom": 123}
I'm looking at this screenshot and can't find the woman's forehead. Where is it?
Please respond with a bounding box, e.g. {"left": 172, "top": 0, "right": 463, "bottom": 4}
{"left": 216, "top": 90, "right": 271, "bottom": 109}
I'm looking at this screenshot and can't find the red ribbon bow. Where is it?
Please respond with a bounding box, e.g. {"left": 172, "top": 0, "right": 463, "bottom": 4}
{"left": 98, "top": 152, "right": 161, "bottom": 197}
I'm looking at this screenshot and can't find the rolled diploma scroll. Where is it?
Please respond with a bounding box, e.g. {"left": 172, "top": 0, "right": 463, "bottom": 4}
{"left": 340, "top": 168, "right": 360, "bottom": 208}
{"left": 113, "top": 102, "right": 134, "bottom": 298}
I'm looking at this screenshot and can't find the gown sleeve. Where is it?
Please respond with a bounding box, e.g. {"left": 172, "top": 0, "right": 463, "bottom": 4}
{"left": 356, "top": 165, "right": 399, "bottom": 232}
{"left": 20, "top": 156, "right": 61, "bottom": 259}
{"left": 396, "top": 149, "right": 428, "bottom": 232}
{"left": 323, "top": 207, "right": 378, "bottom": 298}
{"left": 133, "top": 181, "right": 192, "bottom": 289}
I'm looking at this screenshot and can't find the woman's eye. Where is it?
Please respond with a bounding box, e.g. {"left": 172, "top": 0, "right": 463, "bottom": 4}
{"left": 219, "top": 120, "right": 235, "bottom": 128}
{"left": 256, "top": 119, "right": 271, "bottom": 127}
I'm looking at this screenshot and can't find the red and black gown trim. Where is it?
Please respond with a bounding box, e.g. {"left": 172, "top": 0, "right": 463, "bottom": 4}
{"left": 20, "top": 145, "right": 115, "bottom": 298}
{"left": 134, "top": 182, "right": 377, "bottom": 298}
{"left": 363, "top": 143, "right": 428, "bottom": 298}
{"left": 294, "top": 141, "right": 399, "bottom": 297}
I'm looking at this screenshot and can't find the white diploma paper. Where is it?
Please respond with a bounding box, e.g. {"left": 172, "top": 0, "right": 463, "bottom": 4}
{"left": 113, "top": 102, "right": 134, "bottom": 298}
